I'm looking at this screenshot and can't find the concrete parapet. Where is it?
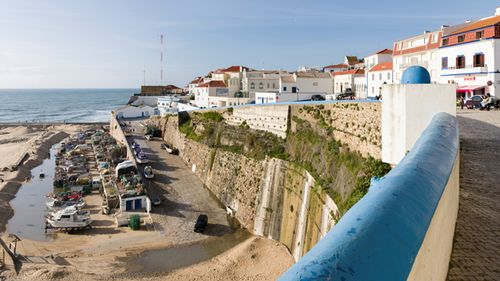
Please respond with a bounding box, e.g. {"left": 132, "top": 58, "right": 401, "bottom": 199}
{"left": 279, "top": 112, "right": 459, "bottom": 281}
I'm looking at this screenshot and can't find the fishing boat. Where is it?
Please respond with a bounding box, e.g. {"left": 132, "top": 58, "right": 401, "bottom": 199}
{"left": 46, "top": 205, "right": 92, "bottom": 230}
{"left": 46, "top": 197, "right": 86, "bottom": 210}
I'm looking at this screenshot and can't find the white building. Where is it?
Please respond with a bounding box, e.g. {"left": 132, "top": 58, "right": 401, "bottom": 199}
{"left": 114, "top": 105, "right": 155, "bottom": 119}
{"left": 242, "top": 70, "right": 289, "bottom": 99}
{"left": 188, "top": 77, "right": 204, "bottom": 96}
{"left": 438, "top": 9, "right": 500, "bottom": 98}
{"left": 364, "top": 49, "right": 393, "bottom": 98}
{"left": 332, "top": 69, "right": 365, "bottom": 95}
{"left": 193, "top": 80, "right": 229, "bottom": 108}
{"left": 256, "top": 71, "right": 332, "bottom": 103}
{"left": 393, "top": 30, "right": 442, "bottom": 83}
{"left": 353, "top": 76, "right": 367, "bottom": 99}
{"left": 367, "top": 62, "right": 393, "bottom": 99}
{"left": 158, "top": 96, "right": 199, "bottom": 115}
{"left": 323, "top": 63, "right": 349, "bottom": 73}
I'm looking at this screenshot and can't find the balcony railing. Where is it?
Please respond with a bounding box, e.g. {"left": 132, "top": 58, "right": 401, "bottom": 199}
{"left": 441, "top": 64, "right": 488, "bottom": 75}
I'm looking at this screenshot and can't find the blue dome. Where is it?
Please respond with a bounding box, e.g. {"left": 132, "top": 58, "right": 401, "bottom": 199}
{"left": 401, "top": 66, "right": 431, "bottom": 84}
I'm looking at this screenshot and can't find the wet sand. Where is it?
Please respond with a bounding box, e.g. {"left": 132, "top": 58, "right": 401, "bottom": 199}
{"left": 0, "top": 124, "right": 294, "bottom": 280}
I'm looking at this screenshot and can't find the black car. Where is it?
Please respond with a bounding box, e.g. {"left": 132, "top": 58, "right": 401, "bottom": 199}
{"left": 311, "top": 95, "right": 325, "bottom": 101}
{"left": 194, "top": 214, "right": 208, "bottom": 233}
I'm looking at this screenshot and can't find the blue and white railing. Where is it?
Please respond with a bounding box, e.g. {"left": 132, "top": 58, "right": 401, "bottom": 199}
{"left": 279, "top": 112, "right": 459, "bottom": 281}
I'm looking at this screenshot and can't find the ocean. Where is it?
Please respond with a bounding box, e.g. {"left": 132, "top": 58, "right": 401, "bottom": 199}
{"left": 0, "top": 88, "right": 138, "bottom": 123}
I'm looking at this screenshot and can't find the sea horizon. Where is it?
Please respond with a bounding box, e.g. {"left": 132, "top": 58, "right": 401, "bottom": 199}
{"left": 0, "top": 88, "right": 137, "bottom": 123}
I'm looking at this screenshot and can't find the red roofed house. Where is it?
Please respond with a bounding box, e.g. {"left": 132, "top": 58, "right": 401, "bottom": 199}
{"left": 193, "top": 79, "right": 251, "bottom": 108}
{"left": 363, "top": 49, "right": 393, "bottom": 98}
{"left": 332, "top": 69, "right": 365, "bottom": 97}
{"left": 367, "top": 62, "right": 394, "bottom": 98}
{"left": 188, "top": 76, "right": 205, "bottom": 96}
{"left": 439, "top": 7, "right": 500, "bottom": 98}
{"left": 211, "top": 66, "right": 252, "bottom": 98}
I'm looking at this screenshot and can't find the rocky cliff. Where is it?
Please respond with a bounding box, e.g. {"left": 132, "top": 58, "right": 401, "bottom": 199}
{"left": 149, "top": 102, "right": 390, "bottom": 260}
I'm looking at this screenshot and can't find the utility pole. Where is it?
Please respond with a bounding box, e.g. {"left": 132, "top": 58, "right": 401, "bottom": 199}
{"left": 160, "top": 34, "right": 164, "bottom": 85}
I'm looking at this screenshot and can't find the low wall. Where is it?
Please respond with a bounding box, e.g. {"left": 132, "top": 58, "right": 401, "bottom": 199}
{"left": 279, "top": 112, "right": 459, "bottom": 280}
{"left": 109, "top": 114, "right": 137, "bottom": 166}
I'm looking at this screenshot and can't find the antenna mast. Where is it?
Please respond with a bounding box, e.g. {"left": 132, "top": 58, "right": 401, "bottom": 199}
{"left": 160, "top": 34, "right": 164, "bottom": 85}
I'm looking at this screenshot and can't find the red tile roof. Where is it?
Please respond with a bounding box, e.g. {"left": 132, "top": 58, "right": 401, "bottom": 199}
{"left": 197, "top": 80, "right": 226, "bottom": 88}
{"left": 331, "top": 69, "right": 365, "bottom": 76}
{"left": 369, "top": 62, "right": 393, "bottom": 72}
{"left": 323, "top": 63, "right": 349, "bottom": 69}
{"left": 222, "top": 66, "right": 249, "bottom": 72}
{"left": 449, "top": 15, "right": 500, "bottom": 35}
{"left": 189, "top": 77, "right": 204, "bottom": 84}
{"left": 370, "top": 49, "right": 393, "bottom": 56}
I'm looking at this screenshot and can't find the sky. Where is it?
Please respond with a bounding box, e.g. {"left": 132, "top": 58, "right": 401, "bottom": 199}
{"left": 0, "top": 0, "right": 498, "bottom": 88}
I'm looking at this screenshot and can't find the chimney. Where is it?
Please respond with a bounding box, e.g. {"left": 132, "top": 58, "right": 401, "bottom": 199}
{"left": 424, "top": 30, "right": 430, "bottom": 34}
{"left": 496, "top": 7, "right": 500, "bottom": 16}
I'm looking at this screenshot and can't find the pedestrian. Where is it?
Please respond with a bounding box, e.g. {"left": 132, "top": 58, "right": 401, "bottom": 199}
{"left": 459, "top": 96, "right": 464, "bottom": 110}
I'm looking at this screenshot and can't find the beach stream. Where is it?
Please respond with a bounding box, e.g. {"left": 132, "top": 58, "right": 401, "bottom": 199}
{"left": 121, "top": 229, "right": 251, "bottom": 275}
{"left": 6, "top": 145, "right": 58, "bottom": 241}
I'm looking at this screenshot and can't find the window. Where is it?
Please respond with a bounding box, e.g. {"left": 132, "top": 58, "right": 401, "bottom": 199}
{"left": 267, "top": 83, "right": 270, "bottom": 88}
{"left": 473, "top": 53, "right": 485, "bottom": 67}
{"left": 476, "top": 31, "right": 484, "bottom": 40}
{"left": 372, "top": 74, "right": 375, "bottom": 81}
{"left": 458, "top": 35, "right": 465, "bottom": 43}
{"left": 387, "top": 72, "right": 391, "bottom": 80}
{"left": 272, "top": 83, "right": 276, "bottom": 88}
{"left": 283, "top": 86, "right": 287, "bottom": 91}
{"left": 259, "top": 82, "right": 263, "bottom": 89}
{"left": 379, "top": 73, "right": 382, "bottom": 80}
{"left": 456, "top": 55, "right": 465, "bottom": 69}
{"left": 442, "top": 38, "right": 449, "bottom": 46}
{"left": 313, "top": 82, "right": 318, "bottom": 86}
{"left": 431, "top": 34, "right": 437, "bottom": 43}
{"left": 292, "top": 87, "right": 297, "bottom": 93}
{"left": 441, "top": 57, "right": 448, "bottom": 69}
{"left": 250, "top": 82, "right": 255, "bottom": 89}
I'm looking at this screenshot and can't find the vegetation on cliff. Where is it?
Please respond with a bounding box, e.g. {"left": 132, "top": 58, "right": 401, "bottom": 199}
{"left": 177, "top": 107, "right": 390, "bottom": 217}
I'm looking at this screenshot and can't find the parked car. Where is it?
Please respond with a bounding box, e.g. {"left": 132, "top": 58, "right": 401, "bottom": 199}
{"left": 162, "top": 143, "right": 179, "bottom": 155}
{"left": 465, "top": 95, "right": 483, "bottom": 109}
{"left": 311, "top": 95, "right": 325, "bottom": 101}
{"left": 151, "top": 194, "right": 161, "bottom": 206}
{"left": 143, "top": 165, "right": 154, "bottom": 179}
{"left": 136, "top": 153, "right": 149, "bottom": 164}
{"left": 336, "top": 92, "right": 354, "bottom": 100}
{"left": 194, "top": 214, "right": 208, "bottom": 233}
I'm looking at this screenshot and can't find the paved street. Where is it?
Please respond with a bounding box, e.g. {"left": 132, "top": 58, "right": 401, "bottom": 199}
{"left": 447, "top": 110, "right": 500, "bottom": 281}
{"left": 124, "top": 120, "right": 234, "bottom": 245}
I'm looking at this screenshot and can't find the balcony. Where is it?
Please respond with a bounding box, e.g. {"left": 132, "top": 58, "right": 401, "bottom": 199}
{"left": 440, "top": 64, "right": 488, "bottom": 76}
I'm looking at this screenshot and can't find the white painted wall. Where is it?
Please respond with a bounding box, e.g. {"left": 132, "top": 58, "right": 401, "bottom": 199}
{"left": 381, "top": 84, "right": 456, "bottom": 165}
{"left": 438, "top": 39, "right": 499, "bottom": 97}
{"left": 368, "top": 69, "right": 393, "bottom": 98}
{"left": 255, "top": 91, "right": 319, "bottom": 104}
{"left": 295, "top": 76, "right": 333, "bottom": 95}
{"left": 115, "top": 106, "right": 155, "bottom": 119}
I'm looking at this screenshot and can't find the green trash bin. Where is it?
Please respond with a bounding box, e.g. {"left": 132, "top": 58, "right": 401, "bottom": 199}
{"left": 129, "top": 215, "right": 141, "bottom": 230}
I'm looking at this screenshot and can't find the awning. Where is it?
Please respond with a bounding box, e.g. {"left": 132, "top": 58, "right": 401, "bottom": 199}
{"left": 456, "top": 85, "right": 485, "bottom": 93}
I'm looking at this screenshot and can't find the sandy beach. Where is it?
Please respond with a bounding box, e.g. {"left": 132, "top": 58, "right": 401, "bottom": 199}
{"left": 0, "top": 124, "right": 294, "bottom": 280}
